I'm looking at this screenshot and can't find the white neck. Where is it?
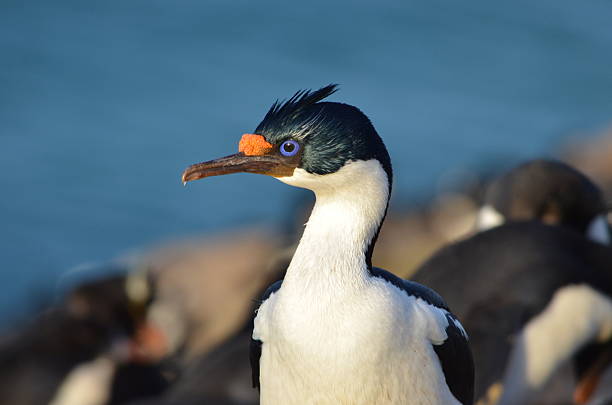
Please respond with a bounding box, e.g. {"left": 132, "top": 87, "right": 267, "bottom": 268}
{"left": 278, "top": 160, "right": 390, "bottom": 295}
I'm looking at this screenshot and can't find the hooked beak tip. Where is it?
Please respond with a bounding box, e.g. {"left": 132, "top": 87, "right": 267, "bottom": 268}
{"left": 181, "top": 167, "right": 202, "bottom": 184}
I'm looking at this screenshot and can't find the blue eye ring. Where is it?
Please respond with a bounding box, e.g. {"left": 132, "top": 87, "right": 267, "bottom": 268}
{"left": 280, "top": 140, "right": 300, "bottom": 157}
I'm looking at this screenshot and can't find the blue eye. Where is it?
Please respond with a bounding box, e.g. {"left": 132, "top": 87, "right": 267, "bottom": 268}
{"left": 280, "top": 140, "right": 300, "bottom": 157}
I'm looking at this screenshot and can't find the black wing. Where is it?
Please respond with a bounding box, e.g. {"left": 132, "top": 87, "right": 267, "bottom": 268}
{"left": 432, "top": 313, "right": 475, "bottom": 405}
{"left": 250, "top": 280, "right": 282, "bottom": 390}
{"left": 370, "top": 267, "right": 474, "bottom": 405}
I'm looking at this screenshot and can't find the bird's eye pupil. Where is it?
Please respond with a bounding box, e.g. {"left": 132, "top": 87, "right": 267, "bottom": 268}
{"left": 280, "top": 140, "right": 299, "bottom": 157}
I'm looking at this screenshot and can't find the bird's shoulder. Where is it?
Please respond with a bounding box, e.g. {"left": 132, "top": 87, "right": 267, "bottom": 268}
{"left": 252, "top": 279, "right": 282, "bottom": 343}
{"left": 369, "top": 267, "right": 450, "bottom": 311}
{"left": 250, "top": 279, "right": 282, "bottom": 390}
{"left": 370, "top": 267, "right": 474, "bottom": 405}
{"left": 257, "top": 279, "right": 283, "bottom": 306}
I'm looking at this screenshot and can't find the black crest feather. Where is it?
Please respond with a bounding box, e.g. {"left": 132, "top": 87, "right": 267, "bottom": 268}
{"left": 256, "top": 84, "right": 338, "bottom": 133}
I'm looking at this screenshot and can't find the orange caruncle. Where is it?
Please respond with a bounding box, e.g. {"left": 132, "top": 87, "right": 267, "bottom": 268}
{"left": 239, "top": 134, "right": 273, "bottom": 156}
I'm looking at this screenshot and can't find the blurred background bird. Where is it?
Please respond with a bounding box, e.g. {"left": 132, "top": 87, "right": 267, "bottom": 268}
{"left": 475, "top": 159, "right": 610, "bottom": 244}
{"left": 413, "top": 160, "right": 612, "bottom": 405}
{"left": 0, "top": 268, "right": 171, "bottom": 405}
{"left": 2, "top": 1, "right": 612, "bottom": 404}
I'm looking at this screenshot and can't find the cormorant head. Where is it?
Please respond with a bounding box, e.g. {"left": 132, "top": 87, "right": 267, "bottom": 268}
{"left": 182, "top": 85, "right": 392, "bottom": 193}
{"left": 476, "top": 159, "right": 610, "bottom": 244}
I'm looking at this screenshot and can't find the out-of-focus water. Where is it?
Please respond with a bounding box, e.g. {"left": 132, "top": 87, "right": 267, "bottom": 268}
{"left": 1, "top": 0, "right": 612, "bottom": 324}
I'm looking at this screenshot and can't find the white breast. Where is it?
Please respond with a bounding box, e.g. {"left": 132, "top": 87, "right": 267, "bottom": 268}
{"left": 254, "top": 277, "right": 461, "bottom": 405}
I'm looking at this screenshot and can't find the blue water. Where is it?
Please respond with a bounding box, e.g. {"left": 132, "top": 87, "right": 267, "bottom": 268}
{"left": 1, "top": 0, "right": 612, "bottom": 324}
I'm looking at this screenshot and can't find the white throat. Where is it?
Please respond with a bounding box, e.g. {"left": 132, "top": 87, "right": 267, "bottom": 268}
{"left": 277, "top": 159, "right": 390, "bottom": 291}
